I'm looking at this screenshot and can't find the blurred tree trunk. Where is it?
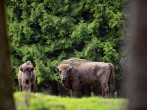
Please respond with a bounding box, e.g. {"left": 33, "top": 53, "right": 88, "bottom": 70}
{"left": 0, "top": 1, "right": 16, "bottom": 110}
{"left": 128, "top": 0, "right": 147, "bottom": 109}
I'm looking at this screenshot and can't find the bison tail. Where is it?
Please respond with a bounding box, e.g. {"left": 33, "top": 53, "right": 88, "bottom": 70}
{"left": 108, "top": 63, "right": 115, "bottom": 92}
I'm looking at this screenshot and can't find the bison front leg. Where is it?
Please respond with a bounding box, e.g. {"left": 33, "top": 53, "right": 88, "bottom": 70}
{"left": 18, "top": 79, "right": 23, "bottom": 91}
{"left": 71, "top": 82, "right": 80, "bottom": 97}
{"left": 19, "top": 84, "right": 23, "bottom": 91}
{"left": 31, "top": 84, "right": 35, "bottom": 92}
{"left": 71, "top": 90, "right": 78, "bottom": 97}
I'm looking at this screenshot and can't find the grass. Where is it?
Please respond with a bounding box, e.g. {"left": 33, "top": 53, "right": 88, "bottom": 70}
{"left": 14, "top": 92, "right": 127, "bottom": 110}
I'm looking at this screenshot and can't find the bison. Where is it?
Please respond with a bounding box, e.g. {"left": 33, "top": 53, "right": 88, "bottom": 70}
{"left": 57, "top": 58, "right": 115, "bottom": 97}
{"left": 18, "top": 61, "right": 36, "bottom": 92}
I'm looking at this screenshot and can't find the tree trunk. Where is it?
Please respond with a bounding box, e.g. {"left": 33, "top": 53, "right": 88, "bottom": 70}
{"left": 0, "top": 1, "right": 16, "bottom": 110}
{"left": 128, "top": 0, "right": 147, "bottom": 109}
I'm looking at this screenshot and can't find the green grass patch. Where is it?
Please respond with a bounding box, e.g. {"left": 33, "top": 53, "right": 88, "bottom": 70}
{"left": 14, "top": 92, "right": 127, "bottom": 110}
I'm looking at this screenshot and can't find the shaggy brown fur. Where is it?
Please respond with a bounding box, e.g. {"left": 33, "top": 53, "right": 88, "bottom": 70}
{"left": 57, "top": 58, "right": 115, "bottom": 97}
{"left": 18, "top": 61, "right": 36, "bottom": 92}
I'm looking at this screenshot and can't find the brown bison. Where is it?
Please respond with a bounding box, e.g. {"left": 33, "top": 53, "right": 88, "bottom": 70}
{"left": 18, "top": 61, "right": 36, "bottom": 92}
{"left": 57, "top": 58, "right": 115, "bottom": 97}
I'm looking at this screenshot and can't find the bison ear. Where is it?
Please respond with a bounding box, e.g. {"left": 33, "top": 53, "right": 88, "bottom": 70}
{"left": 68, "top": 66, "right": 72, "bottom": 72}
{"left": 20, "top": 65, "right": 23, "bottom": 72}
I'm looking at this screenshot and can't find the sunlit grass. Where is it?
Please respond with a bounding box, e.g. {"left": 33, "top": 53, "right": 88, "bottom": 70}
{"left": 14, "top": 92, "right": 127, "bottom": 110}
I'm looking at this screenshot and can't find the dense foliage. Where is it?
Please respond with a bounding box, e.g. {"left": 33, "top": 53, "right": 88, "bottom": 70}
{"left": 6, "top": 0, "right": 126, "bottom": 93}
{"left": 14, "top": 92, "right": 127, "bottom": 110}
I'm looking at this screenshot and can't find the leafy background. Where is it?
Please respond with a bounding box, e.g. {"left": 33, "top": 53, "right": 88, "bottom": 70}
{"left": 6, "top": 0, "right": 126, "bottom": 95}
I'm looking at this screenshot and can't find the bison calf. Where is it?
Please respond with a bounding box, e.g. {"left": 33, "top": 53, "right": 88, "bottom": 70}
{"left": 18, "top": 61, "right": 36, "bottom": 92}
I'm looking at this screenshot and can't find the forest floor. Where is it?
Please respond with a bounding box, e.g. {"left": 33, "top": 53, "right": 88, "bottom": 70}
{"left": 14, "top": 92, "right": 127, "bottom": 110}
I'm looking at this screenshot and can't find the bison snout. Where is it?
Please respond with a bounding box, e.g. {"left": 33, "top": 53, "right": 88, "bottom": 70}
{"left": 25, "top": 79, "right": 29, "bottom": 85}
{"left": 61, "top": 76, "right": 66, "bottom": 81}
{"left": 61, "top": 78, "right": 66, "bottom": 83}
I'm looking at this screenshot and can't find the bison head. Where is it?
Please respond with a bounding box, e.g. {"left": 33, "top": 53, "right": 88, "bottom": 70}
{"left": 20, "top": 61, "right": 34, "bottom": 85}
{"left": 57, "top": 64, "right": 72, "bottom": 82}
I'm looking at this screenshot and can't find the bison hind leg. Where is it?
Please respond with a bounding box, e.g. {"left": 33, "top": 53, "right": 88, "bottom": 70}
{"left": 101, "top": 83, "right": 109, "bottom": 98}
{"left": 105, "top": 83, "right": 109, "bottom": 98}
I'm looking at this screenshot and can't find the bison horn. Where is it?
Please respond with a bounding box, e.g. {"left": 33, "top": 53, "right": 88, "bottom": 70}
{"left": 20, "top": 65, "right": 23, "bottom": 72}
